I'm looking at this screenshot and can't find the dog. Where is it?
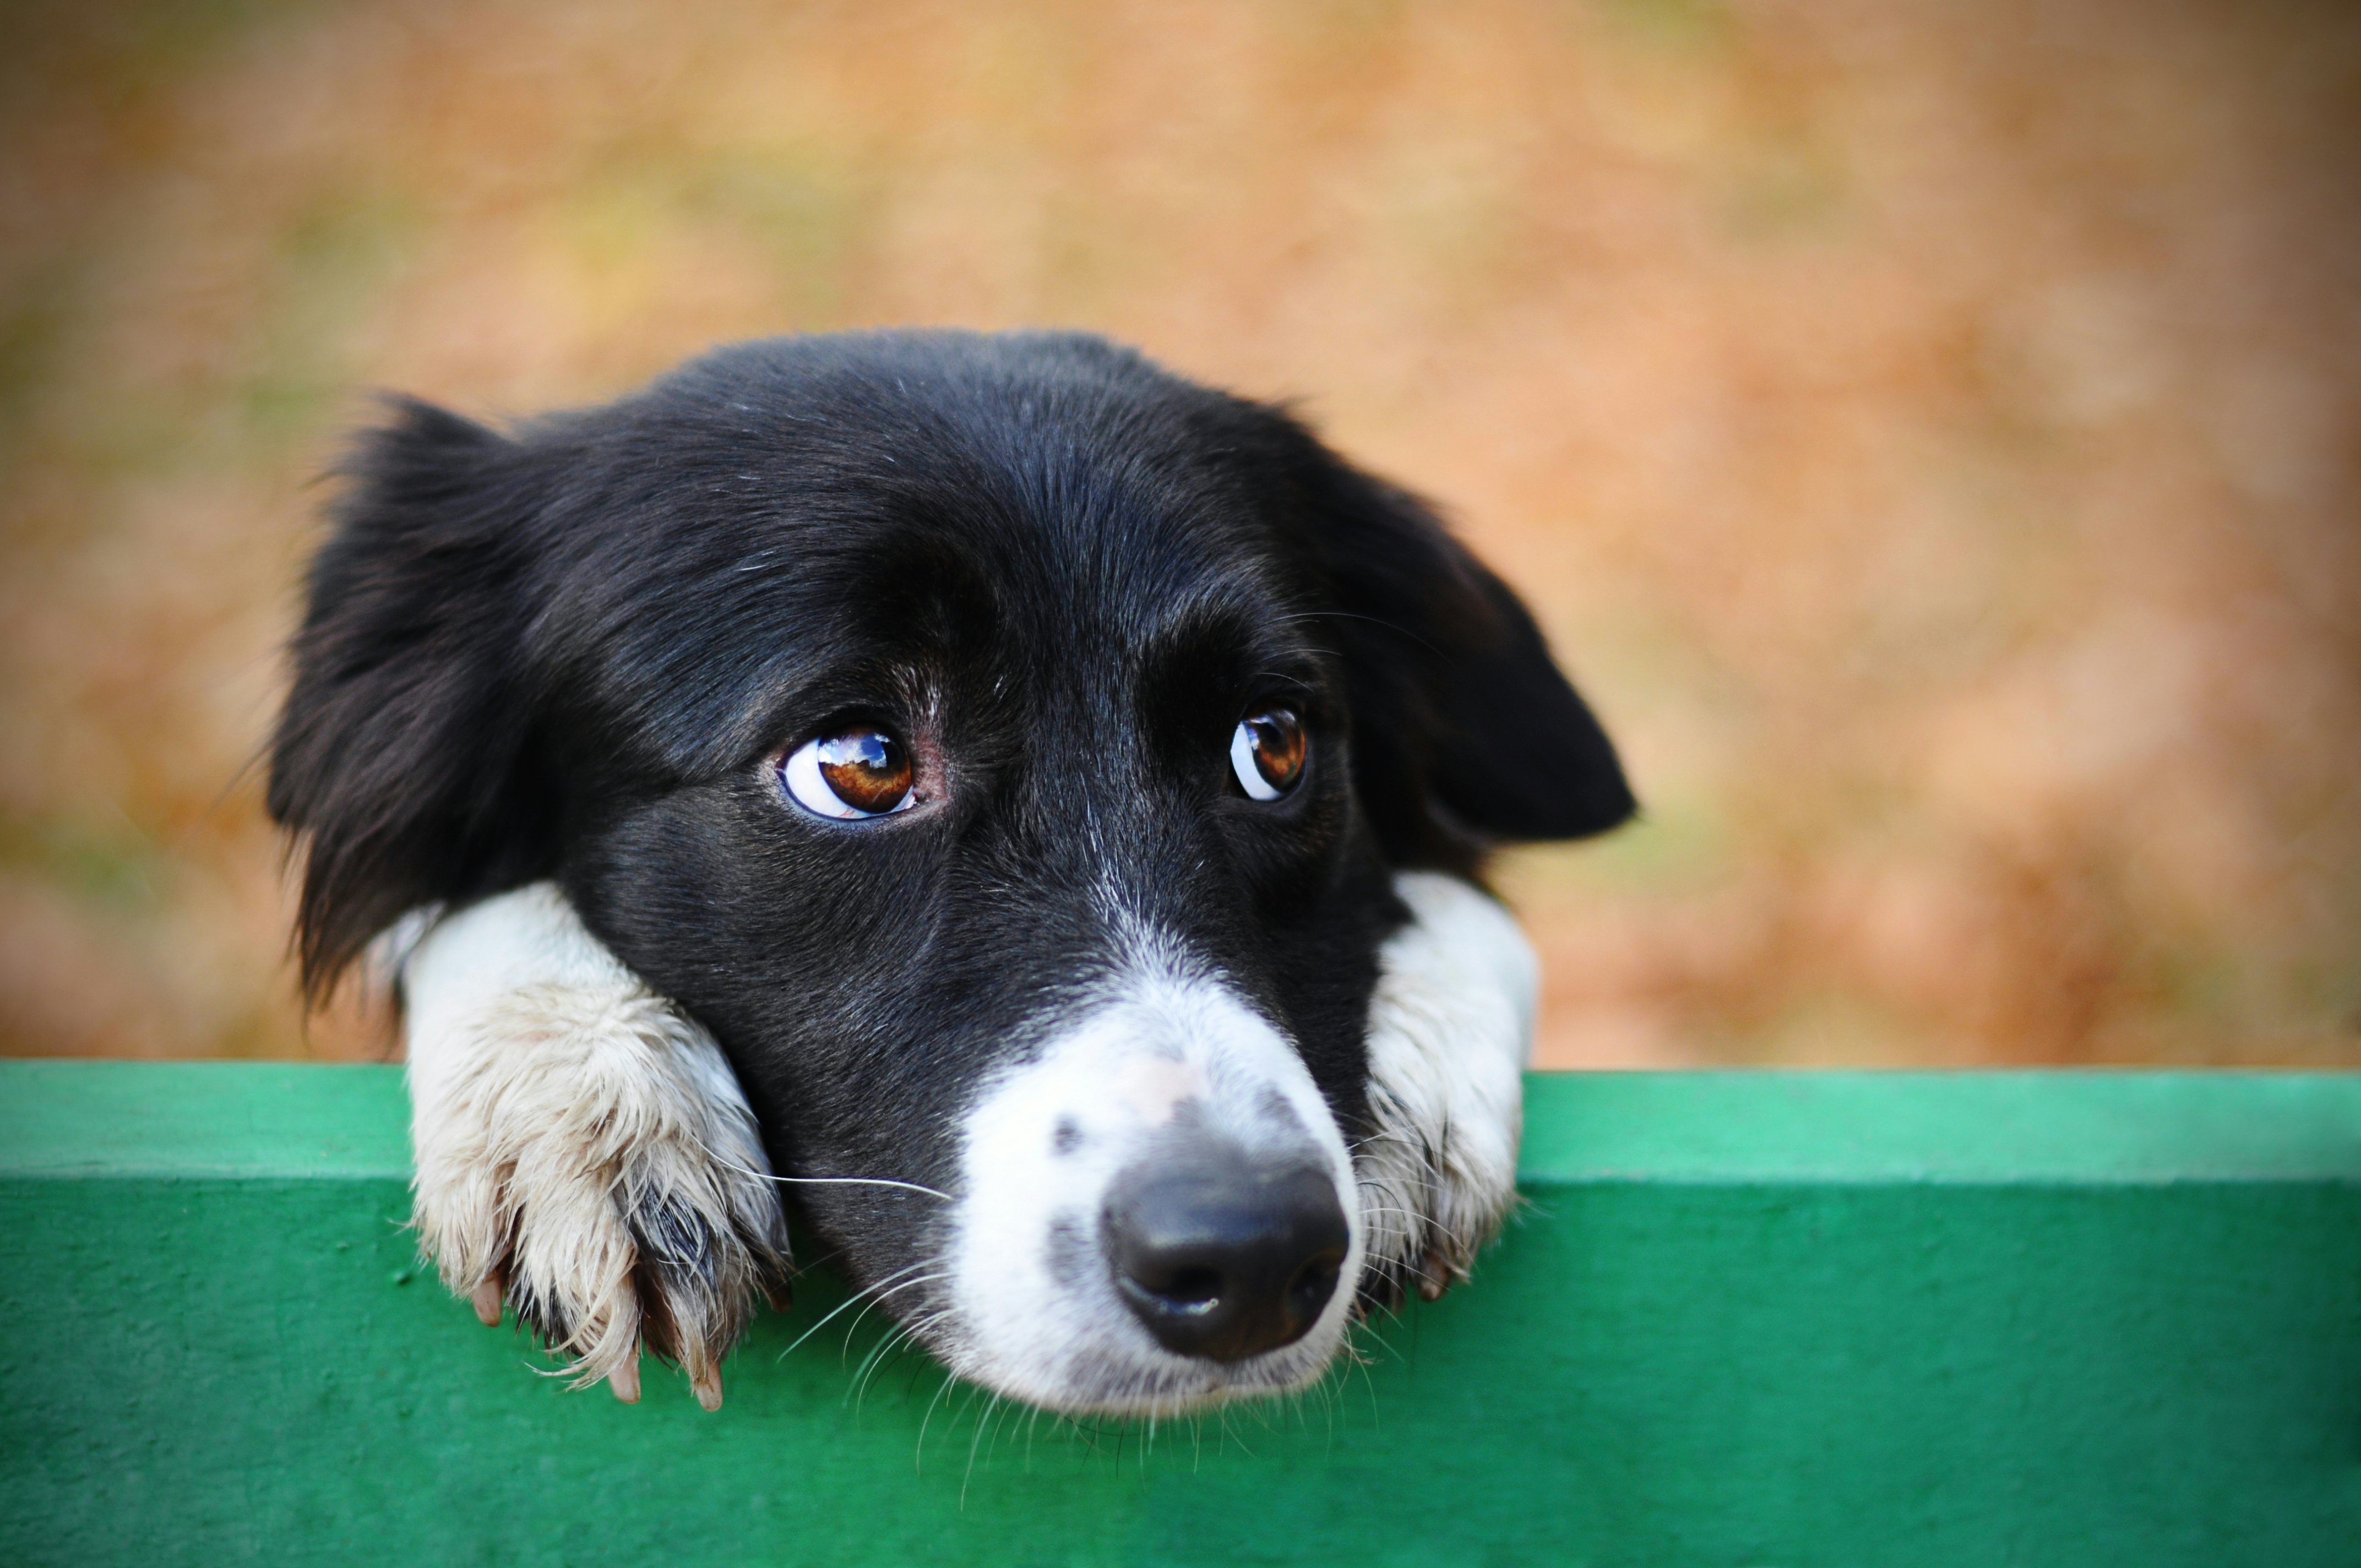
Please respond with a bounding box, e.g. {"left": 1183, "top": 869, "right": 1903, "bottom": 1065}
{"left": 268, "top": 329, "right": 1633, "bottom": 1416}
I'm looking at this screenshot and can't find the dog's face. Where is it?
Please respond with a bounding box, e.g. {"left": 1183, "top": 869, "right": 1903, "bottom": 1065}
{"left": 271, "top": 331, "right": 1630, "bottom": 1412}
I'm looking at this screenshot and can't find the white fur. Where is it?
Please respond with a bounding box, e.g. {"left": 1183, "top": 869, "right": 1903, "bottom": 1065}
{"left": 393, "top": 870, "right": 1535, "bottom": 1413}
{"left": 399, "top": 885, "right": 789, "bottom": 1406}
{"left": 944, "top": 954, "right": 1365, "bottom": 1414}
{"left": 1354, "top": 871, "right": 1536, "bottom": 1301}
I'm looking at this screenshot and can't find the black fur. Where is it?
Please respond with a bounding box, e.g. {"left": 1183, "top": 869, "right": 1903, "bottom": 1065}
{"left": 270, "top": 328, "right": 1633, "bottom": 1309}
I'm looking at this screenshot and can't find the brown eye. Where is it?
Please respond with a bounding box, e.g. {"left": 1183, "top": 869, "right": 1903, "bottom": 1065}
{"left": 1230, "top": 709, "right": 1305, "bottom": 801}
{"left": 781, "top": 728, "right": 915, "bottom": 819}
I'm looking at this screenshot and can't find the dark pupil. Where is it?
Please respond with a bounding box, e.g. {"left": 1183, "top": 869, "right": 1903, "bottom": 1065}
{"left": 1247, "top": 711, "right": 1305, "bottom": 790}
{"left": 817, "top": 730, "right": 911, "bottom": 813}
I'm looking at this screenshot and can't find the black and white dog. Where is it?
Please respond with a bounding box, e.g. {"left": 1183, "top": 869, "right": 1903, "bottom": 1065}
{"left": 269, "top": 330, "right": 1631, "bottom": 1416}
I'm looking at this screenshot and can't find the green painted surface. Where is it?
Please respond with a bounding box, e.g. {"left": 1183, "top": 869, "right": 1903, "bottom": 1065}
{"left": 0, "top": 1061, "right": 410, "bottom": 1178}
{"left": 1517, "top": 1070, "right": 2361, "bottom": 1183}
{"left": 2, "top": 1063, "right": 2357, "bottom": 1566}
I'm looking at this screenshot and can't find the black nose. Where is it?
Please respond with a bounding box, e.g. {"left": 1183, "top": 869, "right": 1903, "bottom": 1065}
{"left": 1102, "top": 1151, "right": 1350, "bottom": 1363}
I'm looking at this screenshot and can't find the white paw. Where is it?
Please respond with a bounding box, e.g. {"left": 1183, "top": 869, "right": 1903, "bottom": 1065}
{"left": 396, "top": 885, "right": 791, "bottom": 1408}
{"left": 1354, "top": 872, "right": 1535, "bottom": 1309}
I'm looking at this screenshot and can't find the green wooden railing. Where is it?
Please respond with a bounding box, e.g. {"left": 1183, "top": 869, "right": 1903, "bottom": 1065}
{"left": 2, "top": 1062, "right": 2356, "bottom": 1566}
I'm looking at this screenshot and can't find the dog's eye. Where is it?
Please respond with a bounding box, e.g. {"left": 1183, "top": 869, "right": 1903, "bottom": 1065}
{"left": 1230, "top": 709, "right": 1306, "bottom": 801}
{"left": 781, "top": 728, "right": 915, "bottom": 820}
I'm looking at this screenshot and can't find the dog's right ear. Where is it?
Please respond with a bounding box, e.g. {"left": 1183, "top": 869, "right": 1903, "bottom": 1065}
{"left": 268, "top": 398, "right": 558, "bottom": 1000}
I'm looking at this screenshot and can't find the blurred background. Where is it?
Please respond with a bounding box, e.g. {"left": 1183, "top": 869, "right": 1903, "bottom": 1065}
{"left": 1, "top": 0, "right": 2355, "bottom": 1067}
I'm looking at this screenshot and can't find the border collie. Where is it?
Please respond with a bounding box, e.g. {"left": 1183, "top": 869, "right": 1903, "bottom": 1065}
{"left": 269, "top": 330, "right": 1632, "bottom": 1415}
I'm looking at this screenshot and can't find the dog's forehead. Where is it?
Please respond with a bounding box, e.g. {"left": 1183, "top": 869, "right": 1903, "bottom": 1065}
{"left": 552, "top": 345, "right": 1320, "bottom": 771}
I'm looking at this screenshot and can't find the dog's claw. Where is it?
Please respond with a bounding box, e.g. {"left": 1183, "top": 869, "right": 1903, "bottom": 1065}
{"left": 609, "top": 1352, "right": 641, "bottom": 1405}
{"left": 693, "top": 1364, "right": 723, "bottom": 1413}
{"left": 471, "top": 1275, "right": 504, "bottom": 1326}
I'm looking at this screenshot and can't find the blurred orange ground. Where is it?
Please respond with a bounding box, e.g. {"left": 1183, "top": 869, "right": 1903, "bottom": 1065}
{"left": 1, "top": 0, "right": 2355, "bottom": 1065}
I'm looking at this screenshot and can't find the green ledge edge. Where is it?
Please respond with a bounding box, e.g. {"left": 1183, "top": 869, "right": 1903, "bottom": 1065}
{"left": 3, "top": 1061, "right": 2358, "bottom": 1568}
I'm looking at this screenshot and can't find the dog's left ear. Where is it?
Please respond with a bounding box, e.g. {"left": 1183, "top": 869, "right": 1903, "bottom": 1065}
{"left": 1276, "top": 432, "right": 1636, "bottom": 870}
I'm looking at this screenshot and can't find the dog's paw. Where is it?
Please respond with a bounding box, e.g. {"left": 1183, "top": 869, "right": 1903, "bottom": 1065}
{"left": 398, "top": 886, "right": 791, "bottom": 1409}
{"left": 1353, "top": 872, "right": 1535, "bottom": 1313}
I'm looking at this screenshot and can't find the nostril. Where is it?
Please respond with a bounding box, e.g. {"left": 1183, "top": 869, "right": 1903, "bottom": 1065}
{"left": 1103, "top": 1153, "right": 1350, "bottom": 1364}
{"left": 1161, "top": 1266, "right": 1224, "bottom": 1308}
{"left": 1117, "top": 1259, "right": 1228, "bottom": 1320}
{"left": 1287, "top": 1252, "right": 1342, "bottom": 1320}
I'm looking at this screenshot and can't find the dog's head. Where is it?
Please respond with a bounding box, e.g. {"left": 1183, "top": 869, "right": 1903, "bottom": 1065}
{"left": 271, "top": 330, "right": 1630, "bottom": 1412}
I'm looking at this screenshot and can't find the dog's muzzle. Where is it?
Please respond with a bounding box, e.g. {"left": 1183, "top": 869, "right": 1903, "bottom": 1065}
{"left": 944, "top": 961, "right": 1366, "bottom": 1413}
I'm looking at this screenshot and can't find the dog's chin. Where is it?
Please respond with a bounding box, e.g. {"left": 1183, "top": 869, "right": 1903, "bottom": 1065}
{"left": 939, "top": 1304, "right": 1358, "bottom": 1417}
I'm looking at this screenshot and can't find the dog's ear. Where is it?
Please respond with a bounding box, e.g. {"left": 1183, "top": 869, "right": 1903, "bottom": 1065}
{"left": 268, "top": 398, "right": 559, "bottom": 999}
{"left": 1281, "top": 438, "right": 1636, "bottom": 870}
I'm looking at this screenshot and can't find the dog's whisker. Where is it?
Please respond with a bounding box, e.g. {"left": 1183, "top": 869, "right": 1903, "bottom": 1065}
{"left": 848, "top": 1316, "right": 931, "bottom": 1411}
{"left": 690, "top": 1136, "right": 953, "bottom": 1202}
{"left": 759, "top": 1173, "right": 955, "bottom": 1201}
{"left": 914, "top": 1360, "right": 965, "bottom": 1476}
{"left": 961, "top": 1390, "right": 1008, "bottom": 1506}
{"left": 851, "top": 1307, "right": 954, "bottom": 1410}
{"left": 836, "top": 1271, "right": 949, "bottom": 1364}
{"left": 773, "top": 1259, "right": 937, "bottom": 1362}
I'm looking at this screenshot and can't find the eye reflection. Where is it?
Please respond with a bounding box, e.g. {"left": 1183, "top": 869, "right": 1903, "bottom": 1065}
{"left": 781, "top": 728, "right": 915, "bottom": 819}
{"left": 1230, "top": 709, "right": 1306, "bottom": 801}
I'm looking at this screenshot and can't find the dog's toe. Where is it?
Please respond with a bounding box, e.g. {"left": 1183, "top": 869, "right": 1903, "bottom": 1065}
{"left": 608, "top": 1348, "right": 641, "bottom": 1404}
